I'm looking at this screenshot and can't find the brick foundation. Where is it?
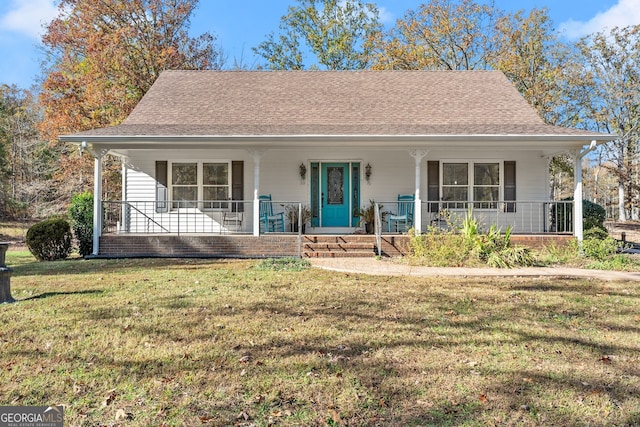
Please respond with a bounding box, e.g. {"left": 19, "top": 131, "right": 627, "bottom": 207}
{"left": 99, "top": 234, "right": 300, "bottom": 258}
{"left": 98, "top": 233, "right": 573, "bottom": 258}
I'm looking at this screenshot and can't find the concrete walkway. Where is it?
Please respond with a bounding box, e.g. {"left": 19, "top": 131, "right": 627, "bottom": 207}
{"left": 309, "top": 258, "right": 640, "bottom": 281}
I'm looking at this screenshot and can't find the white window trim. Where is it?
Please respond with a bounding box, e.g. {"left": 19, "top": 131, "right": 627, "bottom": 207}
{"left": 440, "top": 160, "right": 504, "bottom": 209}
{"left": 169, "top": 160, "right": 232, "bottom": 211}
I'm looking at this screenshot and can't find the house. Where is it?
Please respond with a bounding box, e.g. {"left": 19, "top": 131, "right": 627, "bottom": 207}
{"left": 60, "top": 70, "right": 614, "bottom": 258}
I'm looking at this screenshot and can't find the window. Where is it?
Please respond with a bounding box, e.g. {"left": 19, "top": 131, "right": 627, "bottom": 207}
{"left": 441, "top": 162, "right": 505, "bottom": 209}
{"left": 172, "top": 163, "right": 198, "bottom": 208}
{"left": 442, "top": 163, "right": 468, "bottom": 209}
{"left": 473, "top": 163, "right": 500, "bottom": 209}
{"left": 203, "top": 163, "right": 229, "bottom": 209}
{"left": 170, "top": 161, "right": 231, "bottom": 210}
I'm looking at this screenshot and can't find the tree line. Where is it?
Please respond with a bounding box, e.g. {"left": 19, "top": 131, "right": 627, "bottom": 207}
{"left": 1, "top": 0, "right": 638, "bottom": 221}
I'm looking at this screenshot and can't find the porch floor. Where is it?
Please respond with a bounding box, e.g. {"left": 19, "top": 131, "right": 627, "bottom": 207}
{"left": 98, "top": 233, "right": 573, "bottom": 258}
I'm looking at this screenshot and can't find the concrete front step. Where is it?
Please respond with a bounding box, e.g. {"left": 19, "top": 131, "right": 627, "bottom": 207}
{"left": 302, "top": 243, "right": 377, "bottom": 258}
{"left": 304, "top": 242, "right": 375, "bottom": 250}
{"left": 303, "top": 236, "right": 378, "bottom": 257}
{"left": 303, "top": 250, "right": 376, "bottom": 258}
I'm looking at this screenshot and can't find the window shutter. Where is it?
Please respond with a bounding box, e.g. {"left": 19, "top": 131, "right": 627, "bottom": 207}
{"left": 155, "top": 161, "right": 168, "bottom": 213}
{"left": 427, "top": 161, "right": 440, "bottom": 213}
{"left": 504, "top": 161, "right": 516, "bottom": 213}
{"left": 232, "top": 161, "right": 244, "bottom": 212}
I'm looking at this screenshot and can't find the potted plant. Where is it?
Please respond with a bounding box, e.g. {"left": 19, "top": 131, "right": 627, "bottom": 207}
{"left": 285, "top": 204, "right": 312, "bottom": 233}
{"left": 354, "top": 199, "right": 387, "bottom": 234}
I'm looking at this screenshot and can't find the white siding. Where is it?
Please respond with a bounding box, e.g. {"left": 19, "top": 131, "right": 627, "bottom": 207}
{"left": 120, "top": 146, "right": 555, "bottom": 234}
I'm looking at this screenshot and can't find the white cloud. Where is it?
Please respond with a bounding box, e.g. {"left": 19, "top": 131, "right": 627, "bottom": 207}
{"left": 0, "top": 0, "right": 58, "bottom": 40}
{"left": 378, "top": 6, "right": 394, "bottom": 24}
{"left": 560, "top": 0, "right": 640, "bottom": 39}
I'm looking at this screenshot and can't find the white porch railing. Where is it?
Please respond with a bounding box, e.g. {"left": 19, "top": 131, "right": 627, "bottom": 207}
{"left": 102, "top": 199, "right": 574, "bottom": 237}
{"left": 103, "top": 200, "right": 254, "bottom": 234}
{"left": 375, "top": 200, "right": 574, "bottom": 234}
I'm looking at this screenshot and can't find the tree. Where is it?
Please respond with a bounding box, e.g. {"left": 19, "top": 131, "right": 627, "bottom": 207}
{"left": 39, "top": 0, "right": 223, "bottom": 207}
{"left": 0, "top": 85, "right": 54, "bottom": 219}
{"left": 493, "top": 8, "right": 571, "bottom": 124}
{"left": 370, "top": 0, "right": 500, "bottom": 70}
{"left": 253, "top": 0, "right": 382, "bottom": 70}
{"left": 566, "top": 25, "right": 640, "bottom": 221}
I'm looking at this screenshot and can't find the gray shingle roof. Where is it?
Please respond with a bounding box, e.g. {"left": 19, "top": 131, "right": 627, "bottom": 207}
{"left": 68, "top": 70, "right": 609, "bottom": 139}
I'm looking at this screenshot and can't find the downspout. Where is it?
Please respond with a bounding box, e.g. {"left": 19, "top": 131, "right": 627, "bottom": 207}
{"left": 574, "top": 140, "right": 597, "bottom": 242}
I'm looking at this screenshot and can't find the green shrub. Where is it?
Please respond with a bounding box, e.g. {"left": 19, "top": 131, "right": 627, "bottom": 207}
{"left": 410, "top": 210, "right": 535, "bottom": 268}
{"left": 26, "top": 218, "right": 72, "bottom": 261}
{"left": 583, "top": 200, "right": 606, "bottom": 230}
{"left": 408, "top": 232, "right": 474, "bottom": 267}
{"left": 553, "top": 199, "right": 606, "bottom": 232}
{"left": 539, "top": 240, "right": 580, "bottom": 265}
{"left": 583, "top": 227, "right": 609, "bottom": 241}
{"left": 582, "top": 234, "right": 618, "bottom": 261}
{"left": 68, "top": 191, "right": 94, "bottom": 257}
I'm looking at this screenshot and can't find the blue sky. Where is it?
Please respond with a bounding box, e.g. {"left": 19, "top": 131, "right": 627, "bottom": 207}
{"left": 0, "top": 0, "right": 638, "bottom": 90}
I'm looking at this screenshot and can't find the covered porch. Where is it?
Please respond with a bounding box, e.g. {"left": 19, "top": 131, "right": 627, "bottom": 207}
{"left": 81, "top": 141, "right": 597, "bottom": 258}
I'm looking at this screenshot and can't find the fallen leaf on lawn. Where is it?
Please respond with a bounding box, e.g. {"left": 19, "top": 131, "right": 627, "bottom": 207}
{"left": 199, "top": 415, "right": 214, "bottom": 423}
{"left": 270, "top": 410, "right": 282, "bottom": 417}
{"left": 115, "top": 408, "right": 132, "bottom": 421}
{"left": 73, "top": 382, "right": 85, "bottom": 394}
{"left": 479, "top": 394, "right": 488, "bottom": 404}
{"left": 102, "top": 389, "right": 117, "bottom": 407}
{"left": 600, "top": 355, "right": 613, "bottom": 364}
{"left": 329, "top": 409, "right": 344, "bottom": 425}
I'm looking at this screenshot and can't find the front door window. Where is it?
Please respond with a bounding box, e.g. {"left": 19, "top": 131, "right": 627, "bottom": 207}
{"left": 327, "top": 167, "right": 344, "bottom": 205}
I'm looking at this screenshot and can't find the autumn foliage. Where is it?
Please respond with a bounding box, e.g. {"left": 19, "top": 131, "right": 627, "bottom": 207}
{"left": 39, "top": 0, "right": 221, "bottom": 201}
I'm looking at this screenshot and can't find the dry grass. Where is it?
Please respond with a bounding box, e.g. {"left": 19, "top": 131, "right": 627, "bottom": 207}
{"left": 1, "top": 252, "right": 639, "bottom": 426}
{"left": 0, "top": 221, "right": 36, "bottom": 251}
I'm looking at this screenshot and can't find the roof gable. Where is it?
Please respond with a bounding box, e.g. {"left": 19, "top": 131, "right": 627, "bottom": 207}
{"left": 124, "top": 70, "right": 544, "bottom": 132}
{"left": 63, "top": 70, "right": 613, "bottom": 142}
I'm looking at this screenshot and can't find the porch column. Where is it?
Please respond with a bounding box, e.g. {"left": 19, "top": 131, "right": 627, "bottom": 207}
{"left": 573, "top": 150, "right": 583, "bottom": 242}
{"left": 573, "top": 141, "right": 598, "bottom": 242}
{"left": 91, "top": 148, "right": 108, "bottom": 256}
{"left": 250, "top": 150, "right": 266, "bottom": 236}
{"left": 409, "top": 149, "right": 428, "bottom": 234}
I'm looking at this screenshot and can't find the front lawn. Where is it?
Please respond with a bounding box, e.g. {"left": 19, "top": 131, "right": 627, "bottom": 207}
{"left": 1, "top": 253, "right": 639, "bottom": 426}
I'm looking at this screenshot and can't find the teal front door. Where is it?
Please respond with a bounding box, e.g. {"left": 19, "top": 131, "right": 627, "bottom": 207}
{"left": 321, "top": 163, "right": 350, "bottom": 227}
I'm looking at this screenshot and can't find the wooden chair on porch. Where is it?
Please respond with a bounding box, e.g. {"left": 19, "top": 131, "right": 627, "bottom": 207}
{"left": 388, "top": 194, "right": 415, "bottom": 233}
{"left": 259, "top": 194, "right": 285, "bottom": 233}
